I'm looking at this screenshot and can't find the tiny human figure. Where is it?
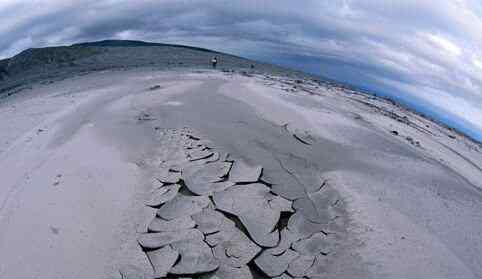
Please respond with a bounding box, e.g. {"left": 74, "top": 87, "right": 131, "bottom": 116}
{"left": 250, "top": 64, "right": 255, "bottom": 69}
{"left": 211, "top": 56, "right": 218, "bottom": 69}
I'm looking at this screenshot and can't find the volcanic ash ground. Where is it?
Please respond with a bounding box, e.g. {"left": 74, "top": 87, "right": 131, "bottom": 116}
{"left": 0, "top": 70, "right": 481, "bottom": 279}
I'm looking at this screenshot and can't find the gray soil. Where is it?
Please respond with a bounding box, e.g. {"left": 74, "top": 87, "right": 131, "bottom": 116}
{"left": 0, "top": 41, "right": 481, "bottom": 279}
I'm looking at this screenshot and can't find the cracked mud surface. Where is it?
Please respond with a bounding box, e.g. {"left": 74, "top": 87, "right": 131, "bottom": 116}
{"left": 0, "top": 70, "right": 481, "bottom": 279}
{"left": 128, "top": 127, "right": 348, "bottom": 279}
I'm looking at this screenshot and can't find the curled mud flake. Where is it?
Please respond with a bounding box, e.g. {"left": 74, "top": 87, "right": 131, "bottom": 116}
{"left": 211, "top": 181, "right": 236, "bottom": 193}
{"left": 222, "top": 152, "right": 232, "bottom": 162}
{"left": 268, "top": 196, "right": 294, "bottom": 212}
{"left": 151, "top": 178, "right": 164, "bottom": 190}
{"left": 292, "top": 232, "right": 334, "bottom": 256}
{"left": 229, "top": 160, "right": 262, "bottom": 183}
{"left": 213, "top": 183, "right": 285, "bottom": 247}
{"left": 156, "top": 195, "right": 210, "bottom": 220}
{"left": 305, "top": 254, "right": 329, "bottom": 278}
{"left": 145, "top": 184, "right": 180, "bottom": 207}
{"left": 239, "top": 215, "right": 280, "bottom": 248}
{"left": 212, "top": 264, "right": 253, "bottom": 279}
{"left": 293, "top": 183, "right": 342, "bottom": 225}
{"left": 254, "top": 248, "right": 299, "bottom": 277}
{"left": 169, "top": 232, "right": 219, "bottom": 274}
{"left": 137, "top": 229, "right": 202, "bottom": 249}
{"left": 292, "top": 197, "right": 324, "bottom": 224}
{"left": 185, "top": 133, "right": 202, "bottom": 141}
{"left": 262, "top": 168, "right": 306, "bottom": 200}
{"left": 205, "top": 231, "right": 226, "bottom": 247}
{"left": 283, "top": 124, "right": 316, "bottom": 146}
{"left": 119, "top": 264, "right": 151, "bottom": 279}
{"left": 287, "top": 212, "right": 326, "bottom": 240}
{"left": 156, "top": 169, "right": 181, "bottom": 184}
{"left": 211, "top": 227, "right": 261, "bottom": 268}
{"left": 167, "top": 164, "right": 183, "bottom": 173}
{"left": 182, "top": 162, "right": 232, "bottom": 195}
{"left": 184, "top": 162, "right": 232, "bottom": 181}
{"left": 273, "top": 273, "right": 294, "bottom": 279}
{"left": 197, "top": 139, "right": 214, "bottom": 148}
{"left": 287, "top": 255, "right": 315, "bottom": 277}
{"left": 147, "top": 84, "right": 162, "bottom": 91}
{"left": 187, "top": 148, "right": 214, "bottom": 161}
{"left": 267, "top": 228, "right": 301, "bottom": 256}
{"left": 204, "top": 151, "right": 220, "bottom": 163}
{"left": 145, "top": 245, "right": 179, "bottom": 278}
{"left": 138, "top": 112, "right": 156, "bottom": 121}
{"left": 191, "top": 207, "right": 235, "bottom": 234}
{"left": 148, "top": 216, "right": 196, "bottom": 232}
{"left": 277, "top": 153, "right": 323, "bottom": 194}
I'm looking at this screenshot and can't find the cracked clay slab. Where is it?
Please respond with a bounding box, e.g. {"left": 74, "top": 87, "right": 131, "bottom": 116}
{"left": 156, "top": 169, "right": 181, "bottom": 184}
{"left": 211, "top": 264, "right": 253, "bottom": 279}
{"left": 228, "top": 160, "right": 262, "bottom": 183}
{"left": 156, "top": 194, "right": 210, "bottom": 220}
{"left": 169, "top": 232, "right": 219, "bottom": 274}
{"left": 254, "top": 248, "right": 299, "bottom": 277}
{"left": 182, "top": 162, "right": 232, "bottom": 195}
{"left": 148, "top": 216, "right": 196, "bottom": 232}
{"left": 213, "top": 183, "right": 292, "bottom": 247}
{"left": 287, "top": 254, "right": 316, "bottom": 277}
{"left": 191, "top": 207, "right": 235, "bottom": 234}
{"left": 187, "top": 148, "right": 214, "bottom": 161}
{"left": 210, "top": 227, "right": 261, "bottom": 268}
{"left": 292, "top": 183, "right": 341, "bottom": 225}
{"left": 291, "top": 232, "right": 334, "bottom": 256}
{"left": 137, "top": 229, "right": 203, "bottom": 249}
{"left": 145, "top": 245, "right": 179, "bottom": 278}
{"left": 145, "top": 184, "right": 180, "bottom": 207}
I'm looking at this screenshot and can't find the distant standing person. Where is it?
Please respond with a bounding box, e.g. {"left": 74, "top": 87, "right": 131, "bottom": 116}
{"left": 211, "top": 56, "right": 218, "bottom": 69}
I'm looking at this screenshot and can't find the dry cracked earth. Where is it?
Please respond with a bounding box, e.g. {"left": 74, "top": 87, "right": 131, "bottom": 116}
{"left": 0, "top": 68, "right": 481, "bottom": 279}
{"left": 126, "top": 127, "right": 346, "bottom": 279}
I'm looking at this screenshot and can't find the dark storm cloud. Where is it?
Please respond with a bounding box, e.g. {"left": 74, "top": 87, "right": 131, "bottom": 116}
{"left": 1, "top": 0, "right": 481, "bottom": 140}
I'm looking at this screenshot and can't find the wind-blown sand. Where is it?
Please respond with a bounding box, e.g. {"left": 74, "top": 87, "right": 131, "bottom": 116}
{"left": 0, "top": 69, "right": 481, "bottom": 279}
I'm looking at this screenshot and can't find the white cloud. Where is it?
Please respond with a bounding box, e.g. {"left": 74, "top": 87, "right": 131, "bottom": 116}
{"left": 426, "top": 34, "right": 462, "bottom": 56}
{"left": 473, "top": 56, "right": 482, "bottom": 69}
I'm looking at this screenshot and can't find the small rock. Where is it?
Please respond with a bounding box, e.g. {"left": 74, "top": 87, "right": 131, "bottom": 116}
{"left": 148, "top": 85, "right": 162, "bottom": 91}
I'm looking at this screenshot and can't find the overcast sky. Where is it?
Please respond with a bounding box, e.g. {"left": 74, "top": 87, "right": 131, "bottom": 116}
{"left": 1, "top": 0, "right": 481, "bottom": 141}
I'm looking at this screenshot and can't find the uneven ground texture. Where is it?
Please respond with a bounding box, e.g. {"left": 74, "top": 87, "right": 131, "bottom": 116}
{"left": 0, "top": 69, "right": 481, "bottom": 279}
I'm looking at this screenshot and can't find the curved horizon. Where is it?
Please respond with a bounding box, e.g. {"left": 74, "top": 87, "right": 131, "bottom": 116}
{"left": 1, "top": 1, "right": 481, "bottom": 142}
{"left": 2, "top": 38, "right": 481, "bottom": 143}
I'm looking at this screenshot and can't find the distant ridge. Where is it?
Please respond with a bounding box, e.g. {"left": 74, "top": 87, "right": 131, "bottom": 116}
{"left": 0, "top": 39, "right": 302, "bottom": 97}
{"left": 72, "top": 40, "right": 220, "bottom": 53}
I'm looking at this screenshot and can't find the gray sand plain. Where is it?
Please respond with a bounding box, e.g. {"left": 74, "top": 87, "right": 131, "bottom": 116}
{"left": 0, "top": 68, "right": 481, "bottom": 279}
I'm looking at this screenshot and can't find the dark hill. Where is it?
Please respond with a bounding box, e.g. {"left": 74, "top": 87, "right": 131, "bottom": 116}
{"left": 72, "top": 40, "right": 219, "bottom": 53}
{"left": 0, "top": 40, "right": 302, "bottom": 96}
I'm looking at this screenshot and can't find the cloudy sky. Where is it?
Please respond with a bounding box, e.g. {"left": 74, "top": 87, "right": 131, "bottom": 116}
{"left": 1, "top": 0, "right": 481, "bottom": 141}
